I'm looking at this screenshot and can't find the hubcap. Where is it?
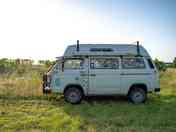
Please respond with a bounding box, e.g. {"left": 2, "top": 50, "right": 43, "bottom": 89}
{"left": 68, "top": 91, "right": 80, "bottom": 103}
{"left": 132, "top": 92, "right": 144, "bottom": 103}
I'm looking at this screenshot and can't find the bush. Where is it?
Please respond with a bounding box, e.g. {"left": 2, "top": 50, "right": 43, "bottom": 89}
{"left": 154, "top": 58, "right": 167, "bottom": 71}
{"left": 0, "top": 58, "right": 50, "bottom": 75}
{"left": 38, "top": 60, "right": 56, "bottom": 68}
{"left": 173, "top": 57, "right": 176, "bottom": 68}
{"left": 0, "top": 58, "right": 17, "bottom": 74}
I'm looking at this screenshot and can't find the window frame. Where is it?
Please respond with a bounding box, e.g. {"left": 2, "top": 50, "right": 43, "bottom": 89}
{"left": 63, "top": 58, "right": 84, "bottom": 70}
{"left": 121, "top": 57, "right": 146, "bottom": 69}
{"left": 90, "top": 57, "right": 120, "bottom": 70}
{"left": 146, "top": 58, "right": 155, "bottom": 69}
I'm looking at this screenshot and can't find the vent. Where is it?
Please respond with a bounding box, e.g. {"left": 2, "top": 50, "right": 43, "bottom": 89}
{"left": 90, "top": 48, "right": 113, "bottom": 52}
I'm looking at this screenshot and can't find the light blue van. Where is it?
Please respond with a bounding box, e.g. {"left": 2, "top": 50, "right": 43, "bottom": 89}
{"left": 43, "top": 41, "right": 160, "bottom": 104}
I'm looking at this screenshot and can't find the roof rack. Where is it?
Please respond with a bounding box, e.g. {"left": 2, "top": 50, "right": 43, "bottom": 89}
{"left": 63, "top": 40, "right": 150, "bottom": 57}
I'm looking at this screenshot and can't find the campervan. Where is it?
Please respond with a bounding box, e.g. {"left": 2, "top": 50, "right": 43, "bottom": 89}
{"left": 43, "top": 41, "right": 160, "bottom": 104}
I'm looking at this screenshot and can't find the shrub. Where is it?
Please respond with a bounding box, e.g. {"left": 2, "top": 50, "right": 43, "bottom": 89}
{"left": 173, "top": 57, "right": 176, "bottom": 68}
{"left": 0, "top": 58, "right": 17, "bottom": 74}
{"left": 154, "top": 58, "right": 167, "bottom": 71}
{"left": 38, "top": 60, "right": 56, "bottom": 68}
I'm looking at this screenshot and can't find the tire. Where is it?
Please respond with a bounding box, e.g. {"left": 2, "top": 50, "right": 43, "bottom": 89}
{"left": 128, "top": 87, "right": 147, "bottom": 104}
{"left": 64, "top": 87, "right": 83, "bottom": 104}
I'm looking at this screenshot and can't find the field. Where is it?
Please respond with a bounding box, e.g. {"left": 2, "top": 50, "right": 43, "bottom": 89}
{"left": 0, "top": 69, "right": 176, "bottom": 132}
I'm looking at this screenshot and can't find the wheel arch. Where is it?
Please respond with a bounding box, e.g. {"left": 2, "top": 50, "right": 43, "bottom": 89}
{"left": 128, "top": 83, "right": 148, "bottom": 95}
{"left": 63, "top": 84, "right": 85, "bottom": 96}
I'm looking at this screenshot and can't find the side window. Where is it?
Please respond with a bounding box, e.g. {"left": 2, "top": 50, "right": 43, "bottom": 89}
{"left": 147, "top": 59, "right": 155, "bottom": 69}
{"left": 122, "top": 57, "right": 145, "bottom": 69}
{"left": 90, "top": 58, "right": 119, "bottom": 69}
{"left": 64, "top": 59, "right": 84, "bottom": 69}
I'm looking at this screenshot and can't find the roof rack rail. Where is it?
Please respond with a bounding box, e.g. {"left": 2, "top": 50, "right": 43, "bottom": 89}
{"left": 136, "top": 41, "right": 141, "bottom": 56}
{"left": 76, "top": 40, "right": 80, "bottom": 52}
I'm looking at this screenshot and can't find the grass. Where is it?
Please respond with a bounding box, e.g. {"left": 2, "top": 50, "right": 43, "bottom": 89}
{"left": 0, "top": 69, "right": 176, "bottom": 132}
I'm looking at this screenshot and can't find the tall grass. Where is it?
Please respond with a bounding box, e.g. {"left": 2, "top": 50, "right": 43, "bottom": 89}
{"left": 0, "top": 70, "right": 43, "bottom": 98}
{"left": 0, "top": 68, "right": 176, "bottom": 98}
{"left": 160, "top": 68, "right": 176, "bottom": 96}
{"left": 0, "top": 68, "right": 176, "bottom": 132}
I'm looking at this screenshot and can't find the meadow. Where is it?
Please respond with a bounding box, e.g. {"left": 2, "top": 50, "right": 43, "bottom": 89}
{"left": 0, "top": 68, "right": 176, "bottom": 132}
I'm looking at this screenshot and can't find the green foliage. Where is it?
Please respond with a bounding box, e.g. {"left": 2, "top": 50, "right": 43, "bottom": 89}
{"left": 0, "top": 58, "right": 52, "bottom": 75}
{"left": 38, "top": 60, "right": 56, "bottom": 68}
{"left": 0, "top": 58, "right": 17, "bottom": 74}
{"left": 154, "top": 58, "right": 167, "bottom": 71}
{"left": 173, "top": 57, "right": 176, "bottom": 68}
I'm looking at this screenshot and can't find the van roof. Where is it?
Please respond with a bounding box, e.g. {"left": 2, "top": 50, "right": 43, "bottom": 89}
{"left": 63, "top": 44, "right": 150, "bottom": 57}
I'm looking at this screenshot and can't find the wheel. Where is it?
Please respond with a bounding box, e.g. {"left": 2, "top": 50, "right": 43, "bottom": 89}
{"left": 64, "top": 87, "right": 83, "bottom": 104}
{"left": 128, "top": 87, "right": 147, "bottom": 104}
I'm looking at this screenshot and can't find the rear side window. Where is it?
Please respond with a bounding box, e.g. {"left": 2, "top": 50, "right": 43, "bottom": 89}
{"left": 90, "top": 58, "right": 119, "bottom": 69}
{"left": 147, "top": 59, "right": 155, "bottom": 69}
{"left": 122, "top": 57, "right": 145, "bottom": 69}
{"left": 64, "top": 59, "right": 84, "bottom": 69}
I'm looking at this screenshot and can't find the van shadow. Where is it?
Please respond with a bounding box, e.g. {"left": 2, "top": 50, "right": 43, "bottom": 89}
{"left": 50, "top": 93, "right": 176, "bottom": 108}
{"left": 84, "top": 95, "right": 128, "bottom": 104}
{"left": 52, "top": 94, "right": 176, "bottom": 128}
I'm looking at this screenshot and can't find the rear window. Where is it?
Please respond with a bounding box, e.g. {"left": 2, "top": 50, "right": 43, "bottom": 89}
{"left": 147, "top": 59, "right": 155, "bottom": 69}
{"left": 122, "top": 57, "right": 145, "bottom": 69}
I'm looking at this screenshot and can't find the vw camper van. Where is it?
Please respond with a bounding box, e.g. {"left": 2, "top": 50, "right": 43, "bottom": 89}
{"left": 43, "top": 41, "right": 160, "bottom": 104}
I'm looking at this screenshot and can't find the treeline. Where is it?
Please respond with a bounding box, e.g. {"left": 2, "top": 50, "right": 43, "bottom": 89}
{"left": 0, "top": 58, "right": 176, "bottom": 74}
{"left": 0, "top": 58, "right": 55, "bottom": 74}
{"left": 154, "top": 57, "right": 176, "bottom": 71}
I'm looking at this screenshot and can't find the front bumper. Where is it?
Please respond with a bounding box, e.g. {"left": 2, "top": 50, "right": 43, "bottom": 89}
{"left": 42, "top": 74, "right": 51, "bottom": 94}
{"left": 154, "top": 88, "right": 160, "bottom": 92}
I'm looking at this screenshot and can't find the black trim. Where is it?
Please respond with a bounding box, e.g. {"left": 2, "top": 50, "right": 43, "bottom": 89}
{"left": 76, "top": 40, "right": 80, "bottom": 52}
{"left": 155, "top": 88, "right": 160, "bottom": 92}
{"left": 137, "top": 41, "right": 140, "bottom": 56}
{"left": 120, "top": 73, "right": 152, "bottom": 75}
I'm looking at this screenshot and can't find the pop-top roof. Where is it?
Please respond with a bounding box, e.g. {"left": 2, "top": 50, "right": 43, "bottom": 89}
{"left": 63, "top": 44, "right": 150, "bottom": 57}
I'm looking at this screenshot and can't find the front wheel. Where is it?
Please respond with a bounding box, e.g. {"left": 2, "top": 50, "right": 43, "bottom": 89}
{"left": 64, "top": 87, "right": 83, "bottom": 104}
{"left": 128, "top": 87, "right": 147, "bottom": 104}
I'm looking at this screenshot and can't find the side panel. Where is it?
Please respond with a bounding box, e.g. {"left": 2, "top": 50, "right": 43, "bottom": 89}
{"left": 88, "top": 57, "right": 121, "bottom": 95}
{"left": 120, "top": 71, "right": 151, "bottom": 94}
{"left": 144, "top": 58, "right": 160, "bottom": 91}
{"left": 59, "top": 58, "right": 89, "bottom": 94}
{"left": 120, "top": 57, "right": 151, "bottom": 94}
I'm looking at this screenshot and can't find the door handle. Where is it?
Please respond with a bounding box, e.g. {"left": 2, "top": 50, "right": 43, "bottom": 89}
{"left": 90, "top": 74, "right": 96, "bottom": 77}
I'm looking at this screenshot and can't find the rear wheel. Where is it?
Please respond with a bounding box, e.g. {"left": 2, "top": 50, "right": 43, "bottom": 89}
{"left": 64, "top": 87, "right": 83, "bottom": 104}
{"left": 128, "top": 87, "right": 147, "bottom": 104}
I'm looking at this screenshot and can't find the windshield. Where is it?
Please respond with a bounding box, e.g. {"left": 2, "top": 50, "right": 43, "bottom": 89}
{"left": 47, "top": 63, "right": 56, "bottom": 73}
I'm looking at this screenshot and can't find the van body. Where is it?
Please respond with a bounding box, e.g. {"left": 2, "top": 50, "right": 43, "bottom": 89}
{"left": 43, "top": 43, "right": 160, "bottom": 104}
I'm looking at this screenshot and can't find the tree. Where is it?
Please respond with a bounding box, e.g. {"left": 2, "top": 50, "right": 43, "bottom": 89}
{"left": 173, "top": 57, "right": 176, "bottom": 68}
{"left": 38, "top": 60, "right": 55, "bottom": 68}
{"left": 0, "top": 58, "right": 17, "bottom": 74}
{"left": 154, "top": 58, "right": 167, "bottom": 71}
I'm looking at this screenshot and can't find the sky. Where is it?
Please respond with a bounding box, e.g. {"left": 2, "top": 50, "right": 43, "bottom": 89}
{"left": 0, "top": 0, "right": 175, "bottom": 62}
